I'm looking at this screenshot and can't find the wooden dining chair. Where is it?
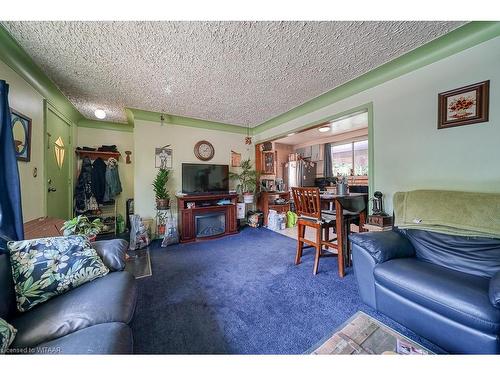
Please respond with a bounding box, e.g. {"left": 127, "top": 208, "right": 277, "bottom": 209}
{"left": 291, "top": 187, "right": 340, "bottom": 275}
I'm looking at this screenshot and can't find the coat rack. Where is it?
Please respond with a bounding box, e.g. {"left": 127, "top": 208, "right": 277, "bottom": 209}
{"left": 75, "top": 149, "right": 121, "bottom": 161}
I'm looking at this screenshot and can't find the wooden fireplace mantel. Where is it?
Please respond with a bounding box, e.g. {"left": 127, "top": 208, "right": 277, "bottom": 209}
{"left": 177, "top": 193, "right": 239, "bottom": 243}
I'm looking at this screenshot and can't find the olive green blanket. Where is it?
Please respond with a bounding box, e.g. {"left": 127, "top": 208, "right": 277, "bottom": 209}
{"left": 393, "top": 190, "right": 500, "bottom": 238}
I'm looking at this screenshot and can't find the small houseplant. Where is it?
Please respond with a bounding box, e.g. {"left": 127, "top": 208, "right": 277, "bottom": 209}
{"left": 153, "top": 168, "right": 170, "bottom": 209}
{"left": 229, "top": 159, "right": 258, "bottom": 204}
{"left": 61, "top": 215, "right": 104, "bottom": 241}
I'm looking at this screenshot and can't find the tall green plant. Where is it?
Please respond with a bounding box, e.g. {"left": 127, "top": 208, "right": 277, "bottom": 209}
{"left": 152, "top": 168, "right": 170, "bottom": 200}
{"left": 229, "top": 159, "right": 258, "bottom": 195}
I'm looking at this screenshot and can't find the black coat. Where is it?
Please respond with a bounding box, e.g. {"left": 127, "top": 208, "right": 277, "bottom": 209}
{"left": 91, "top": 157, "right": 107, "bottom": 204}
{"left": 75, "top": 157, "right": 93, "bottom": 213}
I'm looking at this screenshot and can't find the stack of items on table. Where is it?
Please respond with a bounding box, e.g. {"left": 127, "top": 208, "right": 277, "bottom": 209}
{"left": 74, "top": 145, "right": 123, "bottom": 233}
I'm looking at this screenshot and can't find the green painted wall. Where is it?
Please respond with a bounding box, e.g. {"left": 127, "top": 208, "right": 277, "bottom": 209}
{"left": 252, "top": 21, "right": 500, "bottom": 135}
{"left": 0, "top": 59, "right": 46, "bottom": 221}
{"left": 255, "top": 36, "right": 500, "bottom": 213}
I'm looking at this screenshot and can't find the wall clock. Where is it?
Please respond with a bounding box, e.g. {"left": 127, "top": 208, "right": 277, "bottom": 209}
{"left": 194, "top": 140, "right": 215, "bottom": 161}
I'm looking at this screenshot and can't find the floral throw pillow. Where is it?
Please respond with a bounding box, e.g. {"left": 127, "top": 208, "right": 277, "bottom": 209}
{"left": 0, "top": 318, "right": 17, "bottom": 354}
{"left": 8, "top": 235, "right": 109, "bottom": 312}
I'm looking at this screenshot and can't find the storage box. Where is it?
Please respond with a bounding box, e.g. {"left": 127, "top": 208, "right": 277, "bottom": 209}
{"left": 368, "top": 215, "right": 393, "bottom": 227}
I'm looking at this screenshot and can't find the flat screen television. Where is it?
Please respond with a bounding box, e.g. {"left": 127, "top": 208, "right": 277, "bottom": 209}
{"left": 182, "top": 163, "right": 229, "bottom": 195}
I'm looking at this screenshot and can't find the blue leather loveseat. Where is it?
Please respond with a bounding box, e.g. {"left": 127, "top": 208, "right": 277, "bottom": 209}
{"left": 351, "top": 229, "right": 500, "bottom": 354}
{"left": 1, "top": 239, "right": 137, "bottom": 354}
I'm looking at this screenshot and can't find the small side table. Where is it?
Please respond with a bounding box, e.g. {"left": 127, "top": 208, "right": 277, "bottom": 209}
{"left": 363, "top": 223, "right": 392, "bottom": 232}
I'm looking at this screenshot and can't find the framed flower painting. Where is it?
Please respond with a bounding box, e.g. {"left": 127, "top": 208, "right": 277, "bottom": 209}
{"left": 438, "top": 80, "right": 489, "bottom": 129}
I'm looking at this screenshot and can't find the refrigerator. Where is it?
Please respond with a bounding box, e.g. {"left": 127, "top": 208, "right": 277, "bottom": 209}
{"left": 284, "top": 160, "right": 316, "bottom": 190}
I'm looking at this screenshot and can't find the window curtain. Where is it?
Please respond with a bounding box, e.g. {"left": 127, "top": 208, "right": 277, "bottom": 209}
{"left": 323, "top": 143, "right": 333, "bottom": 178}
{"left": 0, "top": 80, "right": 24, "bottom": 253}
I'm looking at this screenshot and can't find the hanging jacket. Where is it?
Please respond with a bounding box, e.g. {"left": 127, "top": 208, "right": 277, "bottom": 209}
{"left": 91, "top": 157, "right": 107, "bottom": 204}
{"left": 103, "top": 158, "right": 122, "bottom": 202}
{"left": 75, "top": 157, "right": 98, "bottom": 213}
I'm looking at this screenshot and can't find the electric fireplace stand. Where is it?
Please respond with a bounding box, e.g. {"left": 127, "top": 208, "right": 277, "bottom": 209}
{"left": 177, "top": 193, "right": 238, "bottom": 243}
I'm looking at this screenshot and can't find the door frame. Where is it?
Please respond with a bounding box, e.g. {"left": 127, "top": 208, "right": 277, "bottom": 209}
{"left": 254, "top": 102, "right": 374, "bottom": 200}
{"left": 43, "top": 100, "right": 75, "bottom": 219}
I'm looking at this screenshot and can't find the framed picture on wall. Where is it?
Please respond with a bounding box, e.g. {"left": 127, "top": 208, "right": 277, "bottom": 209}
{"left": 10, "top": 108, "right": 32, "bottom": 162}
{"left": 261, "top": 150, "right": 276, "bottom": 175}
{"left": 438, "top": 80, "right": 489, "bottom": 129}
{"left": 155, "top": 147, "right": 172, "bottom": 169}
{"left": 231, "top": 150, "right": 241, "bottom": 167}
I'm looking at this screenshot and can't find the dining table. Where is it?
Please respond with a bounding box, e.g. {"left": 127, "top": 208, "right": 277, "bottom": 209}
{"left": 319, "top": 192, "right": 369, "bottom": 276}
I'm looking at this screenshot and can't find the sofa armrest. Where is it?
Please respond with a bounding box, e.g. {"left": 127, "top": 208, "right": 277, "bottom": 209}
{"left": 349, "top": 230, "right": 415, "bottom": 264}
{"left": 92, "top": 239, "right": 128, "bottom": 271}
{"left": 490, "top": 271, "right": 500, "bottom": 309}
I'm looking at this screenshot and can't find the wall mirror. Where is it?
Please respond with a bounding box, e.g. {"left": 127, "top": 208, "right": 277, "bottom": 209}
{"left": 11, "top": 108, "right": 32, "bottom": 162}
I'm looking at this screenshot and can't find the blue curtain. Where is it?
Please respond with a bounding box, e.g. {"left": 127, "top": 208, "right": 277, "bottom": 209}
{"left": 0, "top": 80, "right": 24, "bottom": 252}
{"left": 323, "top": 143, "right": 333, "bottom": 178}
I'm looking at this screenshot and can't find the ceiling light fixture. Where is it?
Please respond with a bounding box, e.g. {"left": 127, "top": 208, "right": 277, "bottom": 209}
{"left": 94, "top": 109, "right": 106, "bottom": 119}
{"left": 318, "top": 126, "right": 330, "bottom": 133}
{"left": 287, "top": 133, "right": 296, "bottom": 137}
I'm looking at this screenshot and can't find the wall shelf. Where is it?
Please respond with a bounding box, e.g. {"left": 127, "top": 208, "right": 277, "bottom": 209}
{"left": 75, "top": 149, "right": 121, "bottom": 161}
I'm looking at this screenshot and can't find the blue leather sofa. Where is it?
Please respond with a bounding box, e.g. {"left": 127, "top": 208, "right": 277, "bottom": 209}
{"left": 0, "top": 239, "right": 137, "bottom": 354}
{"left": 351, "top": 229, "right": 500, "bottom": 354}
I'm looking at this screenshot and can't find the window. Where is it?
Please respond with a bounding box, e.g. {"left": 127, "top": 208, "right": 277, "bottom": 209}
{"left": 331, "top": 139, "right": 368, "bottom": 176}
{"left": 353, "top": 140, "right": 368, "bottom": 176}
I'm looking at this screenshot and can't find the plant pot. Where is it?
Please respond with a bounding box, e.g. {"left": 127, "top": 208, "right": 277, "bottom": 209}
{"left": 156, "top": 198, "right": 170, "bottom": 210}
{"left": 243, "top": 193, "right": 254, "bottom": 204}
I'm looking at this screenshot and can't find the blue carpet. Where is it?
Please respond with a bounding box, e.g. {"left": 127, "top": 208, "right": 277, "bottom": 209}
{"left": 131, "top": 227, "right": 443, "bottom": 354}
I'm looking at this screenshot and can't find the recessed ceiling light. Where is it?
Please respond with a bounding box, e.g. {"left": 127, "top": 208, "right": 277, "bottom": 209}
{"left": 287, "top": 132, "right": 296, "bottom": 137}
{"left": 94, "top": 109, "right": 106, "bottom": 119}
{"left": 318, "top": 126, "right": 330, "bottom": 133}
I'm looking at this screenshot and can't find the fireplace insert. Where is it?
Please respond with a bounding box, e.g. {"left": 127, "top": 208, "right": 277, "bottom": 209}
{"left": 195, "top": 212, "right": 226, "bottom": 238}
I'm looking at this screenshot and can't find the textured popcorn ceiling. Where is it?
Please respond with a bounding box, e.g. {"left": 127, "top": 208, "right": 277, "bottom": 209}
{"left": 3, "top": 21, "right": 464, "bottom": 126}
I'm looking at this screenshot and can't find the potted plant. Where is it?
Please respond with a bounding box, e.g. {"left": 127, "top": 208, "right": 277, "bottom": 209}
{"left": 61, "top": 215, "right": 104, "bottom": 241}
{"left": 229, "top": 159, "right": 258, "bottom": 204}
{"left": 153, "top": 168, "right": 170, "bottom": 209}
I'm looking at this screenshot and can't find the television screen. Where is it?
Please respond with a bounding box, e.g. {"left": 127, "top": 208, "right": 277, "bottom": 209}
{"left": 182, "top": 163, "right": 229, "bottom": 195}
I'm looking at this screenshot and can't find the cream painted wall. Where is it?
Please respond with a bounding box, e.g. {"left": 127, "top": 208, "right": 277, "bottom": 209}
{"left": 76, "top": 127, "right": 134, "bottom": 219}
{"left": 255, "top": 36, "right": 500, "bottom": 213}
{"left": 134, "top": 119, "right": 254, "bottom": 220}
{"left": 1, "top": 59, "right": 45, "bottom": 221}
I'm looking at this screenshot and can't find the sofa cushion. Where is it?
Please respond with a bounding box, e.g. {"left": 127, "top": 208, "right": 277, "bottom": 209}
{"left": 374, "top": 258, "right": 500, "bottom": 334}
{"left": 0, "top": 253, "right": 16, "bottom": 320}
{"left": 401, "top": 229, "right": 500, "bottom": 278}
{"left": 10, "top": 271, "right": 136, "bottom": 349}
{"left": 490, "top": 271, "right": 500, "bottom": 308}
{"left": 0, "top": 317, "right": 17, "bottom": 354}
{"left": 92, "top": 239, "right": 128, "bottom": 271}
{"left": 350, "top": 230, "right": 415, "bottom": 264}
{"left": 8, "top": 235, "right": 109, "bottom": 312}
{"left": 30, "top": 323, "right": 133, "bottom": 355}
